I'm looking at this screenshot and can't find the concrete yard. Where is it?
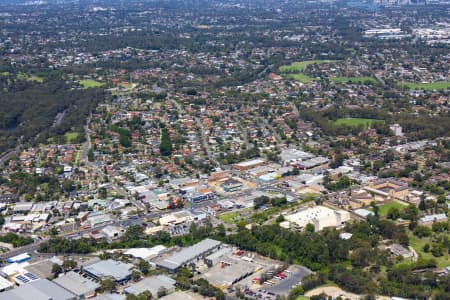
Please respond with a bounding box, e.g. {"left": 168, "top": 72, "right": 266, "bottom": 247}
{"left": 201, "top": 256, "right": 260, "bottom": 289}
{"left": 264, "top": 265, "right": 313, "bottom": 296}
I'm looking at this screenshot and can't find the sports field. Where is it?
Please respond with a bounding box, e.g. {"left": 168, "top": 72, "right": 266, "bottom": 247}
{"left": 399, "top": 82, "right": 450, "bottom": 91}
{"left": 17, "top": 72, "right": 44, "bottom": 83}
{"left": 279, "top": 60, "right": 335, "bottom": 72}
{"left": 377, "top": 201, "right": 406, "bottom": 216}
{"left": 65, "top": 132, "right": 80, "bottom": 143}
{"left": 80, "top": 79, "right": 104, "bottom": 89}
{"left": 279, "top": 60, "right": 335, "bottom": 83}
{"left": 283, "top": 73, "right": 315, "bottom": 83}
{"left": 330, "top": 76, "right": 377, "bottom": 84}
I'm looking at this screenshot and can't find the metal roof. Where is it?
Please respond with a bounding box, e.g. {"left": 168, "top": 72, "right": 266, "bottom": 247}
{"left": 84, "top": 259, "right": 133, "bottom": 281}
{"left": 53, "top": 271, "right": 100, "bottom": 296}
{"left": 158, "top": 239, "right": 221, "bottom": 270}
{"left": 0, "top": 279, "right": 76, "bottom": 300}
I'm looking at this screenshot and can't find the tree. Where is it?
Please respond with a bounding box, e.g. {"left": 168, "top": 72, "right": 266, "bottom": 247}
{"left": 131, "top": 270, "right": 141, "bottom": 282}
{"left": 51, "top": 263, "right": 62, "bottom": 277}
{"left": 387, "top": 207, "right": 401, "bottom": 220}
{"left": 370, "top": 201, "right": 379, "bottom": 218}
{"left": 62, "top": 259, "right": 77, "bottom": 271}
{"left": 159, "top": 128, "right": 172, "bottom": 156}
{"left": 126, "top": 291, "right": 152, "bottom": 300}
{"left": 418, "top": 197, "right": 427, "bottom": 211}
{"left": 413, "top": 225, "right": 432, "bottom": 238}
{"left": 137, "top": 260, "right": 150, "bottom": 275}
{"left": 100, "top": 278, "right": 116, "bottom": 292}
{"left": 305, "top": 223, "right": 315, "bottom": 233}
{"left": 157, "top": 286, "right": 168, "bottom": 298}
{"left": 124, "top": 225, "right": 144, "bottom": 242}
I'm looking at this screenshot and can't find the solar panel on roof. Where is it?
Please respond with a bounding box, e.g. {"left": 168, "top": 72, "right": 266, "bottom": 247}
{"left": 17, "top": 275, "right": 29, "bottom": 283}
{"left": 25, "top": 273, "right": 38, "bottom": 280}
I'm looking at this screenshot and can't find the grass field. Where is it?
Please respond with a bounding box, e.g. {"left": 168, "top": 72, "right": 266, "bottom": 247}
{"left": 80, "top": 79, "right": 104, "bottom": 89}
{"left": 283, "top": 73, "right": 315, "bottom": 83}
{"left": 279, "top": 60, "right": 335, "bottom": 72}
{"left": 65, "top": 132, "right": 80, "bottom": 143}
{"left": 333, "top": 118, "right": 384, "bottom": 127}
{"left": 219, "top": 208, "right": 251, "bottom": 225}
{"left": 0, "top": 72, "right": 10, "bottom": 76}
{"left": 17, "top": 73, "right": 44, "bottom": 83}
{"left": 399, "top": 82, "right": 450, "bottom": 91}
{"left": 377, "top": 201, "right": 406, "bottom": 216}
{"left": 330, "top": 76, "right": 377, "bottom": 84}
{"left": 408, "top": 233, "right": 450, "bottom": 268}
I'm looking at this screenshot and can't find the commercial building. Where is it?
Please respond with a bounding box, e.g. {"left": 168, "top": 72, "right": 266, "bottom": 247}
{"left": 0, "top": 276, "right": 13, "bottom": 292}
{"left": 202, "top": 256, "right": 258, "bottom": 289}
{"left": 124, "top": 245, "right": 167, "bottom": 261}
{"left": 365, "top": 179, "right": 410, "bottom": 202}
{"left": 0, "top": 279, "right": 76, "bottom": 300}
{"left": 233, "top": 158, "right": 267, "bottom": 171}
{"left": 123, "top": 275, "right": 176, "bottom": 297}
{"left": 279, "top": 149, "right": 315, "bottom": 166}
{"left": 221, "top": 179, "right": 244, "bottom": 192}
{"left": 419, "top": 213, "right": 448, "bottom": 225}
{"left": 282, "top": 206, "right": 350, "bottom": 232}
{"left": 53, "top": 271, "right": 100, "bottom": 299}
{"left": 204, "top": 247, "right": 233, "bottom": 267}
{"left": 159, "top": 210, "right": 193, "bottom": 226}
{"left": 157, "top": 238, "right": 222, "bottom": 272}
{"left": 83, "top": 259, "right": 133, "bottom": 283}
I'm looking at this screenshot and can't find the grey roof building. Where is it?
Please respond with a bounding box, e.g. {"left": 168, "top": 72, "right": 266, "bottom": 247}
{"left": 83, "top": 259, "right": 133, "bottom": 283}
{"left": 53, "top": 271, "right": 100, "bottom": 298}
{"left": 123, "top": 275, "right": 176, "bottom": 297}
{"left": 157, "top": 238, "right": 221, "bottom": 272}
{"left": 0, "top": 279, "right": 76, "bottom": 300}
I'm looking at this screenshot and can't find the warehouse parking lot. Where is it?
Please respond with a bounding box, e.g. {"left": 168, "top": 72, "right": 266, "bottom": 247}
{"left": 264, "top": 265, "right": 313, "bottom": 296}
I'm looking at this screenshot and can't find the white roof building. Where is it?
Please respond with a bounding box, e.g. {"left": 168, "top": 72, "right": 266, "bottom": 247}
{"left": 124, "top": 245, "right": 167, "bottom": 260}
{"left": 284, "top": 205, "right": 350, "bottom": 231}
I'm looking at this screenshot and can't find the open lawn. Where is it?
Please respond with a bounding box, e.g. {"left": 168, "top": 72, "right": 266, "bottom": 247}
{"left": 283, "top": 73, "right": 315, "bottom": 83}
{"left": 279, "top": 60, "right": 335, "bottom": 72}
{"left": 399, "top": 82, "right": 450, "bottom": 91}
{"left": 333, "top": 118, "right": 384, "bottom": 127}
{"left": 377, "top": 201, "right": 407, "bottom": 217}
{"left": 296, "top": 297, "right": 310, "bottom": 300}
{"left": 330, "top": 76, "right": 377, "bottom": 84}
{"left": 219, "top": 208, "right": 251, "bottom": 225}
{"left": 65, "top": 132, "right": 80, "bottom": 143}
{"left": 80, "top": 79, "right": 104, "bottom": 89}
{"left": 17, "top": 73, "right": 44, "bottom": 83}
{"left": 0, "top": 72, "right": 10, "bottom": 76}
{"left": 408, "top": 233, "right": 450, "bottom": 268}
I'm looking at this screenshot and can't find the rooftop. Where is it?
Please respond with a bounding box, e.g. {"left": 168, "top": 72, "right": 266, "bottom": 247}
{"left": 0, "top": 279, "right": 75, "bottom": 300}
{"left": 84, "top": 259, "right": 133, "bottom": 281}
{"left": 124, "top": 275, "right": 175, "bottom": 296}
{"left": 53, "top": 271, "right": 100, "bottom": 297}
{"left": 158, "top": 238, "right": 221, "bottom": 270}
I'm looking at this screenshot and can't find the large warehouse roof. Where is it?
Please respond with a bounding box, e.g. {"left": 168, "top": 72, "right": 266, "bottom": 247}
{"left": 158, "top": 238, "right": 221, "bottom": 270}
{"left": 84, "top": 259, "right": 133, "bottom": 282}
{"left": 0, "top": 279, "right": 76, "bottom": 300}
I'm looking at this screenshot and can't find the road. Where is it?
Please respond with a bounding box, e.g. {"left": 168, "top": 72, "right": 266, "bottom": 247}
{"left": 0, "top": 150, "right": 17, "bottom": 166}
{"left": 237, "top": 117, "right": 252, "bottom": 150}
{"left": 0, "top": 221, "right": 120, "bottom": 261}
{"left": 81, "top": 114, "right": 92, "bottom": 162}
{"left": 260, "top": 117, "right": 282, "bottom": 143}
{"left": 171, "top": 99, "right": 220, "bottom": 167}
{"left": 0, "top": 198, "right": 221, "bottom": 261}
